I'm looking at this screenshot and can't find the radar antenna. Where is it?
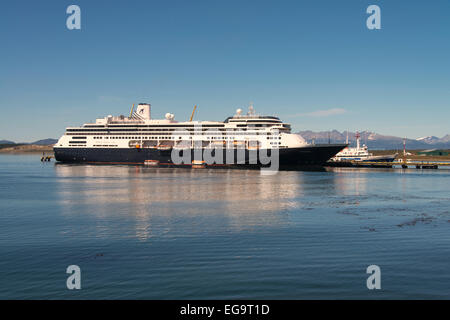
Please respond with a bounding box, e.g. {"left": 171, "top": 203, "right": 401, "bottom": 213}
{"left": 248, "top": 102, "right": 255, "bottom": 115}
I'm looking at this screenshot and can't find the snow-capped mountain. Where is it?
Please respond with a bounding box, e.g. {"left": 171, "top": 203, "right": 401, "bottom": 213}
{"left": 297, "top": 131, "right": 450, "bottom": 150}
{"left": 416, "top": 136, "right": 441, "bottom": 144}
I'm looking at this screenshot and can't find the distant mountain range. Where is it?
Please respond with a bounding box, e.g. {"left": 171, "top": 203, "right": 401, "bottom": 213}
{"left": 0, "top": 138, "right": 58, "bottom": 146}
{"left": 0, "top": 140, "right": 15, "bottom": 145}
{"left": 30, "top": 138, "right": 58, "bottom": 145}
{"left": 297, "top": 130, "right": 450, "bottom": 150}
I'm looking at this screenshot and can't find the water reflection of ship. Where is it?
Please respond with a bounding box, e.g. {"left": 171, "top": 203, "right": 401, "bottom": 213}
{"left": 329, "top": 167, "right": 370, "bottom": 198}
{"left": 55, "top": 165, "right": 308, "bottom": 238}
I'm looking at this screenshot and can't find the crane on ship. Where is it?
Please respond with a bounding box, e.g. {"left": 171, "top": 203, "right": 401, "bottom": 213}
{"left": 190, "top": 105, "right": 197, "bottom": 121}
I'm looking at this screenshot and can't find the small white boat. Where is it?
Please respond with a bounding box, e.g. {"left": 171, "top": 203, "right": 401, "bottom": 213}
{"left": 331, "top": 132, "right": 397, "bottom": 162}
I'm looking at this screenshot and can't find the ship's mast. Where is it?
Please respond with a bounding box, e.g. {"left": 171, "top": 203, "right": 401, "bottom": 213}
{"left": 356, "top": 131, "right": 360, "bottom": 149}
{"left": 403, "top": 138, "right": 406, "bottom": 156}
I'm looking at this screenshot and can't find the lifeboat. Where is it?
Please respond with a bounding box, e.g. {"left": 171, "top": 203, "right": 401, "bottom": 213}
{"left": 192, "top": 160, "right": 206, "bottom": 168}
{"left": 157, "top": 140, "right": 174, "bottom": 150}
{"left": 144, "top": 160, "right": 159, "bottom": 166}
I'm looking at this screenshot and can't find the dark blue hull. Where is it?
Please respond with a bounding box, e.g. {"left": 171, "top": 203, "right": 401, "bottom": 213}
{"left": 53, "top": 144, "right": 346, "bottom": 168}
{"left": 361, "top": 155, "right": 397, "bottom": 163}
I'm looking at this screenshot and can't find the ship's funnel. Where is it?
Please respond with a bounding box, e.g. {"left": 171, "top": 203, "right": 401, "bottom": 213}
{"left": 136, "top": 103, "right": 151, "bottom": 120}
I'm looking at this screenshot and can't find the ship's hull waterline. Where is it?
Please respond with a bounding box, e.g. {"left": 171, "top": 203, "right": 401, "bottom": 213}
{"left": 54, "top": 144, "right": 346, "bottom": 168}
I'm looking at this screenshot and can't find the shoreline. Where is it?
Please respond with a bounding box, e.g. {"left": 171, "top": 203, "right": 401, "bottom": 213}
{"left": 0, "top": 144, "right": 54, "bottom": 154}
{"left": 371, "top": 149, "right": 450, "bottom": 162}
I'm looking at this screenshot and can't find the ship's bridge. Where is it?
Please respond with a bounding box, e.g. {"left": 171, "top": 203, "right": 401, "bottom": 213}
{"left": 224, "top": 107, "right": 291, "bottom": 133}
{"left": 224, "top": 115, "right": 282, "bottom": 123}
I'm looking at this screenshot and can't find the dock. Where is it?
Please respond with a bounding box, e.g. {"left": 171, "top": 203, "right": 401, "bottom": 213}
{"left": 326, "top": 160, "right": 450, "bottom": 169}
{"left": 40, "top": 153, "right": 54, "bottom": 162}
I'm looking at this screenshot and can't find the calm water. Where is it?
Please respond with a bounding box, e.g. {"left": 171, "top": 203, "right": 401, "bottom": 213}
{"left": 0, "top": 154, "right": 449, "bottom": 299}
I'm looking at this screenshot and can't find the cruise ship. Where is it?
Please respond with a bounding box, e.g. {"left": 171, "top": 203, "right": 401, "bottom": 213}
{"left": 54, "top": 103, "right": 346, "bottom": 168}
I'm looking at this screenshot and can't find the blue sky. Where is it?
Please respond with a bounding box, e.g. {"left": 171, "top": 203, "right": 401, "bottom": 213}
{"left": 0, "top": 0, "right": 449, "bottom": 142}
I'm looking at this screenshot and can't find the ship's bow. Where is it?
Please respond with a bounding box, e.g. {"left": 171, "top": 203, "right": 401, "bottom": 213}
{"left": 279, "top": 144, "right": 347, "bottom": 167}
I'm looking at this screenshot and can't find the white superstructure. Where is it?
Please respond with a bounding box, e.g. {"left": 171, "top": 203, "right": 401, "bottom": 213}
{"left": 55, "top": 103, "right": 308, "bottom": 150}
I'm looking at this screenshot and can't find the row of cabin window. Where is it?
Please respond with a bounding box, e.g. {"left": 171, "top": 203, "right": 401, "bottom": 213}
{"left": 92, "top": 136, "right": 281, "bottom": 140}
{"left": 68, "top": 127, "right": 283, "bottom": 133}
{"left": 68, "top": 129, "right": 288, "bottom": 136}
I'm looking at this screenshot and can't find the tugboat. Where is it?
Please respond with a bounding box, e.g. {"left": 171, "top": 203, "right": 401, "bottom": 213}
{"left": 330, "top": 132, "right": 397, "bottom": 163}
